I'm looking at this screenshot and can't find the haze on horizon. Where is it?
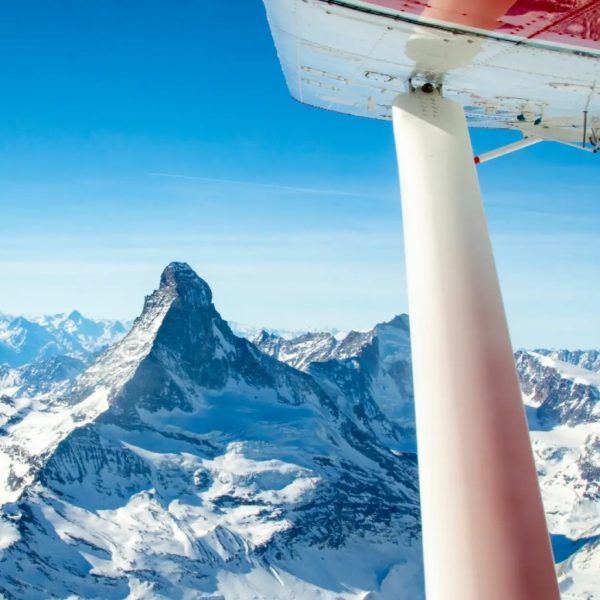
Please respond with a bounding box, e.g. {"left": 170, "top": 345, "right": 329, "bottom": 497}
{"left": 0, "top": 0, "right": 598, "bottom": 349}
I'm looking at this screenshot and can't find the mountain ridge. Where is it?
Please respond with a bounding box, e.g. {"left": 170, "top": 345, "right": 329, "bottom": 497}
{"left": 0, "top": 309, "right": 129, "bottom": 368}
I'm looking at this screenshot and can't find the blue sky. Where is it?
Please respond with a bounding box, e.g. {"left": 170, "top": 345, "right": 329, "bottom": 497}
{"left": 0, "top": 0, "right": 598, "bottom": 348}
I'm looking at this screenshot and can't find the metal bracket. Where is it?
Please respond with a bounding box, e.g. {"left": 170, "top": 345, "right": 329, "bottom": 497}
{"left": 408, "top": 76, "right": 443, "bottom": 95}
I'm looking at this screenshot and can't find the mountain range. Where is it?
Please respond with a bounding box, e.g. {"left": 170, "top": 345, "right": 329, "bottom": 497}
{"left": 0, "top": 262, "right": 598, "bottom": 599}
{"left": 0, "top": 311, "right": 129, "bottom": 368}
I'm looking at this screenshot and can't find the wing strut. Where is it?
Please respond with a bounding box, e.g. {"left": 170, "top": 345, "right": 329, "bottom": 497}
{"left": 392, "top": 86, "right": 561, "bottom": 600}
{"left": 473, "top": 136, "right": 542, "bottom": 164}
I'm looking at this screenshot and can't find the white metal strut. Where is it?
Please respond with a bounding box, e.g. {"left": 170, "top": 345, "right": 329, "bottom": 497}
{"left": 392, "top": 88, "right": 561, "bottom": 600}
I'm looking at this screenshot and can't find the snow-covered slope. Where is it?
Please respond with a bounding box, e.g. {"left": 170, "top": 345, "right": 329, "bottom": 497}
{"left": 0, "top": 263, "right": 421, "bottom": 599}
{"left": 0, "top": 311, "right": 128, "bottom": 368}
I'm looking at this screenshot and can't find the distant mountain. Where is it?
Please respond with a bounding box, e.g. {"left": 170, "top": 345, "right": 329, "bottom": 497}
{"left": 1, "top": 355, "right": 88, "bottom": 402}
{"left": 534, "top": 349, "right": 600, "bottom": 374}
{"left": 0, "top": 263, "right": 421, "bottom": 599}
{"left": 0, "top": 311, "right": 129, "bottom": 368}
{"left": 229, "top": 321, "right": 341, "bottom": 341}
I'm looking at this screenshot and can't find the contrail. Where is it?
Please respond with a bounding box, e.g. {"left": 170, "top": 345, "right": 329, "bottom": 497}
{"left": 147, "top": 171, "right": 379, "bottom": 198}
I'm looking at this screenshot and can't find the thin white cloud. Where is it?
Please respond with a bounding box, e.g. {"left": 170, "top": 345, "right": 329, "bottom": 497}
{"left": 147, "top": 171, "right": 380, "bottom": 198}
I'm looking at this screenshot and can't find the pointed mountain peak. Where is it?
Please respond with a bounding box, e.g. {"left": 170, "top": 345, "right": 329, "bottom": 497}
{"left": 382, "top": 314, "right": 410, "bottom": 331}
{"left": 159, "top": 262, "right": 213, "bottom": 307}
{"left": 67, "top": 310, "right": 83, "bottom": 322}
{"left": 9, "top": 316, "right": 39, "bottom": 330}
{"left": 255, "top": 329, "right": 277, "bottom": 343}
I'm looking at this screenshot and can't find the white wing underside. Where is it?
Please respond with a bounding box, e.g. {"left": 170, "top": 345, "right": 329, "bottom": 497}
{"left": 264, "top": 0, "right": 600, "bottom": 148}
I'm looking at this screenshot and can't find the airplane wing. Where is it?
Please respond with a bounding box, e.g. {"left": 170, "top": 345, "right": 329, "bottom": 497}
{"left": 263, "top": 0, "right": 600, "bottom": 148}
{"left": 261, "top": 3, "right": 582, "bottom": 599}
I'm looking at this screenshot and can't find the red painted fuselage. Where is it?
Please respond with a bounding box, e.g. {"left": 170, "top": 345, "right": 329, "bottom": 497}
{"left": 346, "top": 0, "right": 600, "bottom": 51}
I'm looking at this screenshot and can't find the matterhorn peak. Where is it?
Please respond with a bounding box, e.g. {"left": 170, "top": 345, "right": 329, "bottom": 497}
{"left": 159, "top": 262, "right": 213, "bottom": 308}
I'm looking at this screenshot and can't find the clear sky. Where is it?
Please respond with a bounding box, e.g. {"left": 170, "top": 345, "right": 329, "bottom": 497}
{"left": 0, "top": 0, "right": 598, "bottom": 348}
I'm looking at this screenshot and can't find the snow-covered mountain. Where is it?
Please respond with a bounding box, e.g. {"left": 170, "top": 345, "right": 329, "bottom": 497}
{"left": 534, "top": 349, "right": 600, "bottom": 374}
{"left": 229, "top": 322, "right": 341, "bottom": 342}
{"left": 254, "top": 316, "right": 415, "bottom": 451}
{"left": 0, "top": 311, "right": 129, "bottom": 368}
{"left": 0, "top": 263, "right": 421, "bottom": 599}
{"left": 516, "top": 350, "right": 600, "bottom": 427}
{"left": 255, "top": 332, "right": 600, "bottom": 599}
{"left": 0, "top": 263, "right": 598, "bottom": 599}
{"left": 1, "top": 355, "right": 88, "bottom": 402}
{"left": 515, "top": 350, "right": 600, "bottom": 599}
